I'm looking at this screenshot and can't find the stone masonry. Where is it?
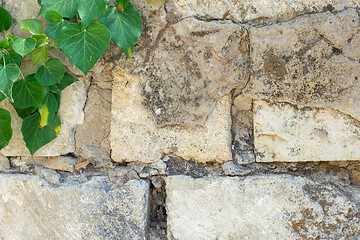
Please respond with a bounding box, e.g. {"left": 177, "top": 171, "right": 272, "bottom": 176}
{"left": 0, "top": 0, "right": 360, "bottom": 239}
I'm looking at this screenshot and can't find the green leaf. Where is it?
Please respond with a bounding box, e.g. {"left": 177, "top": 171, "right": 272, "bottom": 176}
{"left": 0, "top": 63, "right": 20, "bottom": 101}
{"left": 0, "top": 108, "right": 12, "bottom": 150}
{"left": 0, "top": 38, "right": 9, "bottom": 49}
{"left": 39, "top": 0, "right": 79, "bottom": 19}
{"left": 12, "top": 74, "right": 47, "bottom": 108}
{"left": 6, "top": 35, "right": 16, "bottom": 50}
{"left": 32, "top": 34, "right": 49, "bottom": 48}
{"left": 0, "top": 92, "right": 6, "bottom": 102}
{"left": 78, "top": 0, "right": 108, "bottom": 29}
{"left": 0, "top": 52, "right": 4, "bottom": 59}
{"left": 30, "top": 46, "right": 48, "bottom": 65}
{"left": 35, "top": 58, "right": 64, "bottom": 85}
{"left": 38, "top": 92, "right": 59, "bottom": 127}
{"left": 21, "top": 111, "right": 61, "bottom": 155}
{"left": 0, "top": 7, "right": 12, "bottom": 32}
{"left": 100, "top": 4, "right": 142, "bottom": 57}
{"left": 19, "top": 19, "right": 43, "bottom": 35}
{"left": 13, "top": 37, "right": 37, "bottom": 57}
{"left": 45, "top": 11, "right": 69, "bottom": 41}
{"left": 57, "top": 23, "right": 110, "bottom": 75}
{"left": 0, "top": 50, "right": 21, "bottom": 67}
{"left": 57, "top": 72, "right": 78, "bottom": 90}
{"left": 15, "top": 107, "right": 37, "bottom": 119}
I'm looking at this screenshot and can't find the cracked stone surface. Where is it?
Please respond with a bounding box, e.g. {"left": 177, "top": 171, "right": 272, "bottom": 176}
{"left": 254, "top": 100, "right": 360, "bottom": 162}
{"left": 166, "top": 175, "right": 360, "bottom": 240}
{"left": 75, "top": 81, "right": 112, "bottom": 167}
{"left": 244, "top": 8, "right": 360, "bottom": 121}
{"left": 0, "top": 174, "right": 149, "bottom": 240}
{"left": 111, "top": 68, "right": 232, "bottom": 163}
{"left": 0, "top": 79, "right": 86, "bottom": 156}
{"left": 109, "top": 0, "right": 250, "bottom": 127}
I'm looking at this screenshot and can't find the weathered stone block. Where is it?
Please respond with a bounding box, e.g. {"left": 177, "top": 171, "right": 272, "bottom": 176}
{"left": 0, "top": 80, "right": 86, "bottom": 156}
{"left": 167, "top": 0, "right": 359, "bottom": 23}
{"left": 245, "top": 9, "right": 360, "bottom": 120}
{"left": 113, "top": 9, "right": 250, "bottom": 127}
{"left": 111, "top": 68, "right": 232, "bottom": 163}
{"left": 254, "top": 100, "right": 360, "bottom": 162}
{"left": 166, "top": 175, "right": 360, "bottom": 240}
{"left": 0, "top": 174, "right": 149, "bottom": 239}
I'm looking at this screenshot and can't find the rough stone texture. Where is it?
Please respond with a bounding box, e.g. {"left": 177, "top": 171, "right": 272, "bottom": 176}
{"left": 111, "top": 68, "right": 232, "bottom": 163}
{"left": 244, "top": 8, "right": 360, "bottom": 121}
{"left": 0, "top": 156, "right": 10, "bottom": 172}
{"left": 75, "top": 83, "right": 112, "bottom": 167}
{"left": 0, "top": 80, "right": 86, "bottom": 156}
{"left": 254, "top": 100, "right": 360, "bottom": 162}
{"left": 11, "top": 156, "right": 75, "bottom": 172}
{"left": 167, "top": 0, "right": 360, "bottom": 23}
{"left": 166, "top": 175, "right": 360, "bottom": 240}
{"left": 108, "top": 0, "right": 250, "bottom": 127}
{"left": 0, "top": 174, "right": 149, "bottom": 239}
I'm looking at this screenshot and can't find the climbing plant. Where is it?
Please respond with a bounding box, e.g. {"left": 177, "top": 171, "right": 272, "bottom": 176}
{"left": 0, "top": 0, "right": 142, "bottom": 154}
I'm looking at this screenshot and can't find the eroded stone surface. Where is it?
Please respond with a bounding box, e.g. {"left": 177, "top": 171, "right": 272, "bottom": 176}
{"left": 254, "top": 100, "right": 360, "bottom": 162}
{"left": 166, "top": 175, "right": 360, "bottom": 240}
{"left": 75, "top": 83, "right": 112, "bottom": 167}
{"left": 0, "top": 80, "right": 86, "bottom": 156}
{"left": 111, "top": 68, "right": 232, "bottom": 163}
{"left": 11, "top": 156, "right": 75, "bottom": 172}
{"left": 109, "top": 1, "right": 250, "bottom": 127}
{"left": 166, "top": 0, "right": 360, "bottom": 23}
{"left": 244, "top": 8, "right": 360, "bottom": 121}
{"left": 0, "top": 174, "right": 149, "bottom": 239}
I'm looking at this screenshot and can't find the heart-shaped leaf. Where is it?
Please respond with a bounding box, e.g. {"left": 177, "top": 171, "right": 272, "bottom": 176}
{"left": 57, "top": 23, "right": 110, "bottom": 75}
{"left": 0, "top": 50, "right": 21, "bottom": 67}
{"left": 100, "top": 4, "right": 142, "bottom": 57}
{"left": 19, "top": 19, "right": 43, "bottom": 35}
{"left": 13, "top": 37, "right": 37, "bottom": 57}
{"left": 0, "top": 63, "right": 20, "bottom": 101}
{"left": 0, "top": 7, "right": 12, "bottom": 32}
{"left": 32, "top": 34, "right": 49, "bottom": 48}
{"left": 30, "top": 46, "right": 48, "bottom": 65}
{"left": 35, "top": 58, "right": 64, "bottom": 85}
{"left": 12, "top": 74, "right": 47, "bottom": 108}
{"left": 45, "top": 11, "right": 69, "bottom": 41}
{"left": 39, "top": 92, "right": 59, "bottom": 127}
{"left": 78, "top": 0, "right": 108, "bottom": 29}
{"left": 0, "top": 108, "right": 12, "bottom": 150}
{"left": 39, "top": 0, "right": 79, "bottom": 19}
{"left": 21, "top": 111, "right": 61, "bottom": 155}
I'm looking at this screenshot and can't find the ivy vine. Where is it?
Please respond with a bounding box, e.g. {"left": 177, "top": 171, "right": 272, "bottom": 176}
{"left": 0, "top": 0, "right": 142, "bottom": 154}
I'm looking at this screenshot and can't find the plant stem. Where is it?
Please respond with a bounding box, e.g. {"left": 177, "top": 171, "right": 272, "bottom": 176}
{"left": 19, "top": 70, "right": 25, "bottom": 80}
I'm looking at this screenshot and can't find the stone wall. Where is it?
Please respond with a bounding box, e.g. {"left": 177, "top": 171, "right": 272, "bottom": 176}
{"left": 0, "top": 0, "right": 360, "bottom": 239}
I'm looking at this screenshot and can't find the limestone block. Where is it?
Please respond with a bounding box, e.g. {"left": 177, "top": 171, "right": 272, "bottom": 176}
{"left": 0, "top": 174, "right": 149, "bottom": 239}
{"left": 244, "top": 9, "right": 360, "bottom": 121}
{"left": 166, "top": 175, "right": 360, "bottom": 240}
{"left": 254, "top": 100, "right": 360, "bottom": 162}
{"left": 166, "top": 0, "right": 359, "bottom": 22}
{"left": 0, "top": 80, "right": 86, "bottom": 156}
{"left": 113, "top": 12, "right": 250, "bottom": 127}
{"left": 0, "top": 156, "right": 10, "bottom": 172}
{"left": 11, "top": 156, "right": 75, "bottom": 172}
{"left": 111, "top": 68, "right": 232, "bottom": 163}
{"left": 75, "top": 84, "right": 112, "bottom": 166}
